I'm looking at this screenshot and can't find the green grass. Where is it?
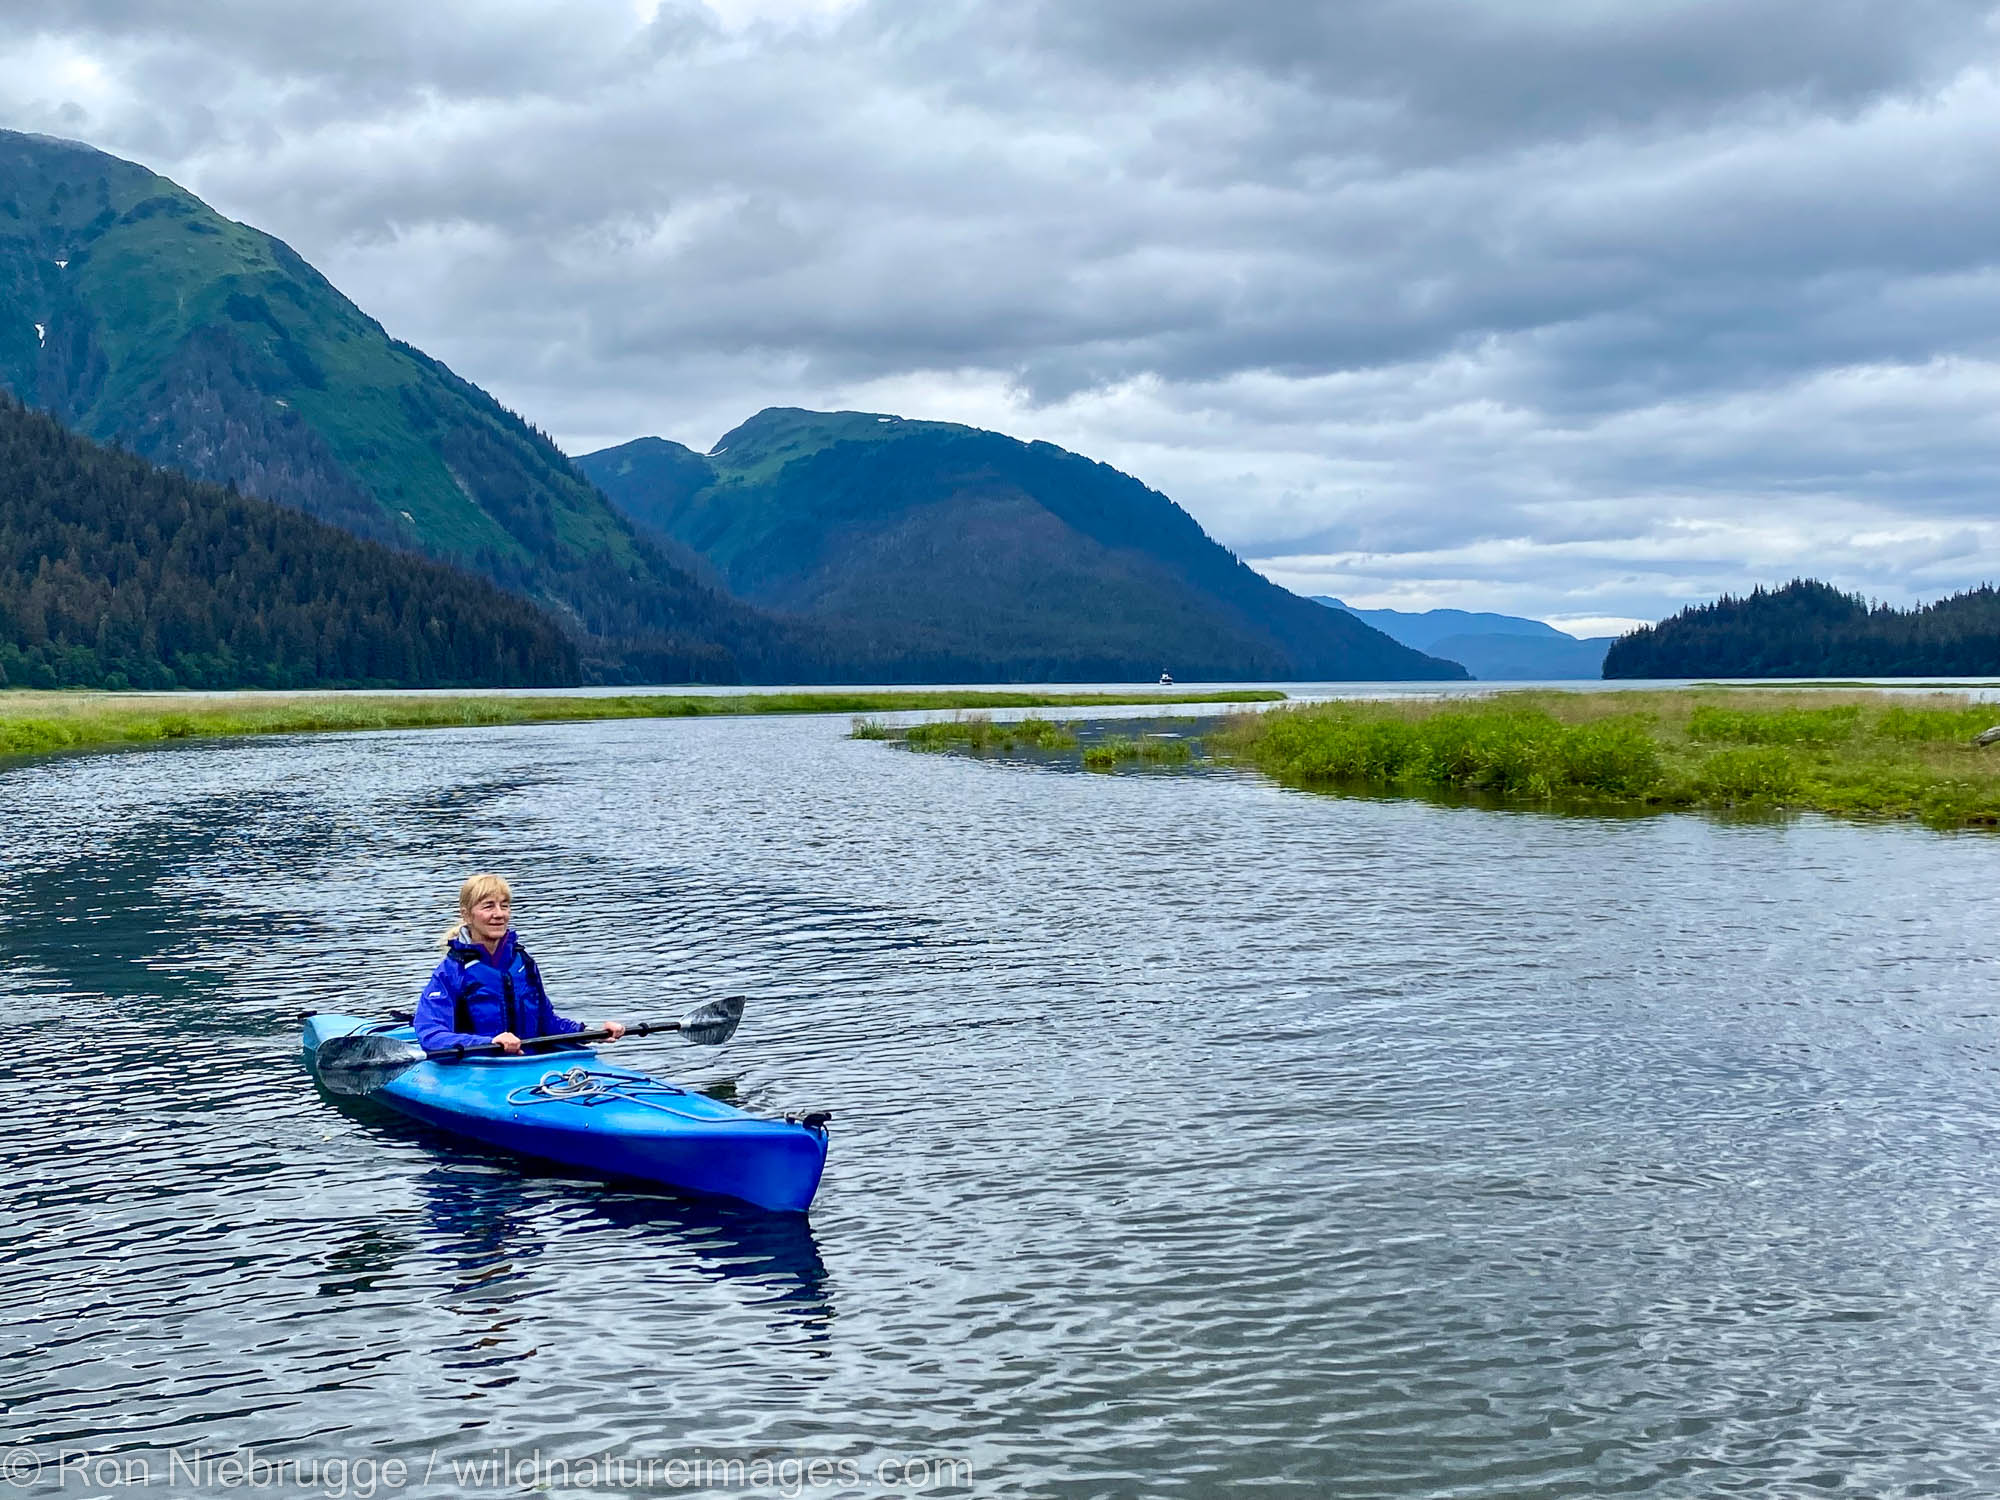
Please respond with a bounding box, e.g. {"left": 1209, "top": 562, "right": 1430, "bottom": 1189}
{"left": 899, "top": 714, "right": 1080, "bottom": 752}
{"left": 858, "top": 714, "right": 1203, "bottom": 769}
{"left": 1217, "top": 689, "right": 2000, "bottom": 828}
{"left": 0, "top": 687, "right": 1281, "bottom": 762}
{"left": 1081, "top": 736, "right": 1197, "bottom": 769}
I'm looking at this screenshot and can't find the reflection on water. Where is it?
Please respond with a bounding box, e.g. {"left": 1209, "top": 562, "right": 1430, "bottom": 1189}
{"left": 311, "top": 1080, "right": 835, "bottom": 1320}
{"left": 414, "top": 1163, "right": 832, "bottom": 1327}
{"left": 8, "top": 712, "right": 2000, "bottom": 1495}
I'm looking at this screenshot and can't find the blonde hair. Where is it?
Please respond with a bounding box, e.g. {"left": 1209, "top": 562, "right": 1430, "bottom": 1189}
{"left": 440, "top": 872, "right": 512, "bottom": 949}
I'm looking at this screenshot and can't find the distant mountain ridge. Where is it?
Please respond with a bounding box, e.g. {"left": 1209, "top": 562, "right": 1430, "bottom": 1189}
{"left": 581, "top": 410, "right": 1466, "bottom": 682}
{"left": 1604, "top": 579, "right": 2000, "bottom": 677}
{"left": 0, "top": 128, "right": 770, "bottom": 681}
{"left": 1313, "top": 596, "right": 1612, "bottom": 680}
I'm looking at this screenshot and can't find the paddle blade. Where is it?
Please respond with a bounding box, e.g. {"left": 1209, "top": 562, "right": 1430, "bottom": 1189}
{"left": 678, "top": 995, "right": 745, "bottom": 1047}
{"left": 313, "top": 1032, "right": 427, "bottom": 1096}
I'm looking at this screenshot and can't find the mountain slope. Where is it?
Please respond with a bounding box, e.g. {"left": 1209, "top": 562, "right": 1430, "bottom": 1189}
{"left": 1311, "top": 597, "right": 1611, "bottom": 679}
{"left": 580, "top": 411, "right": 1465, "bottom": 682}
{"left": 0, "top": 394, "right": 578, "bottom": 690}
{"left": 1604, "top": 579, "right": 2000, "bottom": 677}
{"left": 0, "top": 129, "right": 766, "bottom": 681}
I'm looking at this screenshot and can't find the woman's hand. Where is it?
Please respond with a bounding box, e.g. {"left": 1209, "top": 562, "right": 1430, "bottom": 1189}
{"left": 492, "top": 1031, "right": 523, "bottom": 1055}
{"left": 593, "top": 1021, "right": 627, "bottom": 1041}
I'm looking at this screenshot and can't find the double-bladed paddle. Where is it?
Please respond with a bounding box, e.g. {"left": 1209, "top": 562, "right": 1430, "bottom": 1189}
{"left": 312, "top": 995, "right": 746, "bottom": 1097}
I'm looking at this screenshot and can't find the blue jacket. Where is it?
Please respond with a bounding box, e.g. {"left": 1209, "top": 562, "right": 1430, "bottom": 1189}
{"left": 414, "top": 929, "right": 583, "bottom": 1054}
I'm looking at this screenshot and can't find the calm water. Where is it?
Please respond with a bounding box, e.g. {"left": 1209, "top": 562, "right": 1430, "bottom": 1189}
{"left": 7, "top": 712, "right": 2000, "bottom": 1498}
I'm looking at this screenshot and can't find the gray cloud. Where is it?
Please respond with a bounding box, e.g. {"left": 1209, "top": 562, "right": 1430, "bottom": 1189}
{"left": 7, "top": 0, "right": 2000, "bottom": 631}
{"left": 1010, "top": 0, "right": 1994, "bottom": 149}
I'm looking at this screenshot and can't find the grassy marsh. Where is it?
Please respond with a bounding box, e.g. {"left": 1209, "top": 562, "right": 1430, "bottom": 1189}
{"left": 1217, "top": 689, "right": 2000, "bottom": 828}
{"left": 1081, "top": 736, "right": 1197, "bottom": 769}
{"left": 892, "top": 715, "right": 1081, "bottom": 752}
{"left": 0, "top": 687, "right": 1283, "bottom": 762}
{"left": 859, "top": 712, "right": 1204, "bottom": 770}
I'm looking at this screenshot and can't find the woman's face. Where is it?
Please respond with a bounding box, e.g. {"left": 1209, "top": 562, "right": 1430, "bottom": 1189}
{"left": 467, "top": 893, "right": 511, "bottom": 948}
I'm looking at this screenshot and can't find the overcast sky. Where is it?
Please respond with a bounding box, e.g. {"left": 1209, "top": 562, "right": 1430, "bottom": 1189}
{"left": 9, "top": 1, "right": 2000, "bottom": 633}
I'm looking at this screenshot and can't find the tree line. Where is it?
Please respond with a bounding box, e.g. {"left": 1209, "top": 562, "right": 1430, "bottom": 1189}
{"left": 1603, "top": 578, "right": 2000, "bottom": 678}
{"left": 0, "top": 395, "right": 581, "bottom": 690}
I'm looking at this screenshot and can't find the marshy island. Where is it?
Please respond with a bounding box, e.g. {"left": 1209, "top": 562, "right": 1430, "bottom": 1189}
{"left": 860, "top": 688, "right": 2000, "bottom": 829}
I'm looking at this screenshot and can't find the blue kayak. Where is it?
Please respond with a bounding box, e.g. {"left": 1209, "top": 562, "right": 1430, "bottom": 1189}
{"left": 302, "top": 1014, "right": 829, "bottom": 1213}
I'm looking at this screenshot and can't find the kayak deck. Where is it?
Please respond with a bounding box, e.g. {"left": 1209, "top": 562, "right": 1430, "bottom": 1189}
{"left": 302, "top": 1013, "right": 828, "bottom": 1213}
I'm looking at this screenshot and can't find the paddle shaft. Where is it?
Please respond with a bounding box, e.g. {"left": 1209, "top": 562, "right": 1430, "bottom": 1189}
{"left": 430, "top": 1017, "right": 679, "bottom": 1061}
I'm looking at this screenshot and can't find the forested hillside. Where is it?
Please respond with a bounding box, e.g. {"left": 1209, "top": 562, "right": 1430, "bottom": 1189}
{"left": 0, "top": 129, "right": 765, "bottom": 682}
{"left": 1604, "top": 579, "right": 2000, "bottom": 677}
{"left": 0, "top": 396, "right": 579, "bottom": 689}
{"left": 581, "top": 410, "right": 1463, "bottom": 682}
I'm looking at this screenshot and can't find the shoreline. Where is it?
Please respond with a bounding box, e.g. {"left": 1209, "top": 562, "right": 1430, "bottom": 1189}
{"left": 1213, "top": 688, "right": 2000, "bottom": 829}
{"left": 0, "top": 686, "right": 1287, "bottom": 762}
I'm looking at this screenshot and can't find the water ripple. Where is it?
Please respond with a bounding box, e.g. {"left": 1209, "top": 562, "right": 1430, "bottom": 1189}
{"left": 8, "top": 715, "right": 2000, "bottom": 1494}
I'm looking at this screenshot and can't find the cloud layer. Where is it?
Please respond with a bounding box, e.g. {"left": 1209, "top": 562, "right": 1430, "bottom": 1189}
{"left": 9, "top": 0, "right": 2000, "bottom": 631}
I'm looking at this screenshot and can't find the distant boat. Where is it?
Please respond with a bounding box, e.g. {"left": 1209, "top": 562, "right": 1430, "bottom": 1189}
{"left": 1158, "top": 671, "right": 1174, "bottom": 685}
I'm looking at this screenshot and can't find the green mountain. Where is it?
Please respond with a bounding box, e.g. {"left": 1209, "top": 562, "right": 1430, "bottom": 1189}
{"left": 1604, "top": 578, "right": 2000, "bottom": 677}
{"left": 0, "top": 394, "right": 577, "bottom": 690}
{"left": 0, "top": 131, "right": 1459, "bottom": 684}
{"left": 0, "top": 129, "right": 765, "bottom": 682}
{"left": 579, "top": 409, "right": 1464, "bottom": 681}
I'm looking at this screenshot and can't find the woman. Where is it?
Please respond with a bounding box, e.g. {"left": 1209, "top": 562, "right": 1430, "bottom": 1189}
{"left": 414, "top": 873, "right": 626, "bottom": 1055}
